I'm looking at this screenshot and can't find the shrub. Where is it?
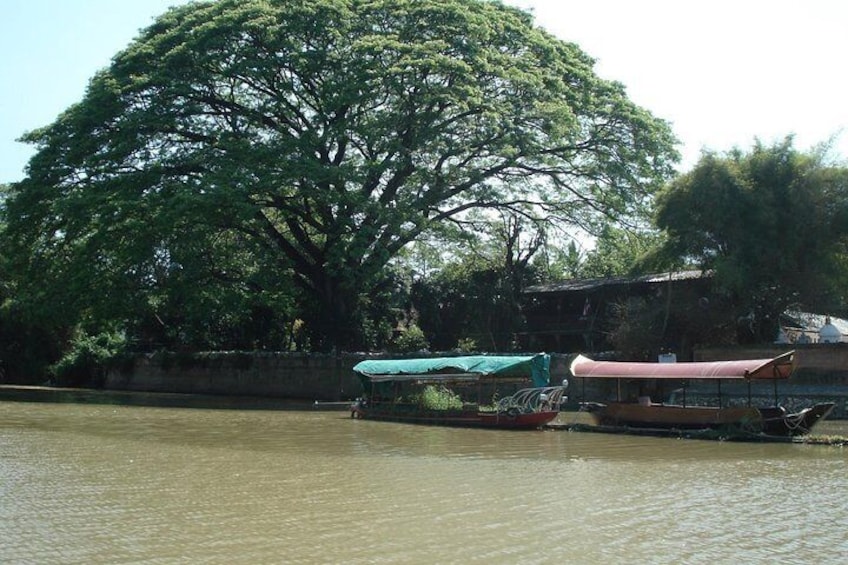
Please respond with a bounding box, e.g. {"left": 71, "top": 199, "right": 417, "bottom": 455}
{"left": 418, "top": 385, "right": 464, "bottom": 411}
{"left": 51, "top": 330, "right": 128, "bottom": 388}
{"left": 393, "top": 324, "right": 429, "bottom": 353}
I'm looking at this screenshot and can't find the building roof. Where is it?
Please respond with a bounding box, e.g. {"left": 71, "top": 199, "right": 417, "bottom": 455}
{"left": 523, "top": 270, "right": 710, "bottom": 295}
{"left": 783, "top": 311, "right": 848, "bottom": 335}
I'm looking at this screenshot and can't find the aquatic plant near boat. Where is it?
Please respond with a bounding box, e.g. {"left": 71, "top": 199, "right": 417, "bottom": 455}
{"left": 802, "top": 435, "right": 847, "bottom": 446}
{"left": 417, "top": 385, "right": 464, "bottom": 411}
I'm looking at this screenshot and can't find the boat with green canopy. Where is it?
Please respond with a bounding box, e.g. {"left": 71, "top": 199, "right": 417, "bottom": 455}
{"left": 351, "top": 354, "right": 567, "bottom": 429}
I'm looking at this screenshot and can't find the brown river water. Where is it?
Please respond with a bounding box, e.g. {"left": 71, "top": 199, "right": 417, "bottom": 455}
{"left": 1, "top": 393, "right": 846, "bottom": 564}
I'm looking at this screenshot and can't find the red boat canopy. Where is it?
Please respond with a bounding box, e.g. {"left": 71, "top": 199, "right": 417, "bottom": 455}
{"left": 570, "top": 351, "right": 795, "bottom": 381}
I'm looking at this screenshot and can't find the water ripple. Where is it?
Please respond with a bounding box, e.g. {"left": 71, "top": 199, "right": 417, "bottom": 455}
{"left": 1, "top": 401, "right": 846, "bottom": 564}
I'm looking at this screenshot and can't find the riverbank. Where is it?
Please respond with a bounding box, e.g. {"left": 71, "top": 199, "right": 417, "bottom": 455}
{"left": 5, "top": 347, "right": 847, "bottom": 421}
{"left": 0, "top": 384, "right": 315, "bottom": 411}
{"left": 93, "top": 348, "right": 848, "bottom": 417}
{"left": 4, "top": 385, "right": 845, "bottom": 445}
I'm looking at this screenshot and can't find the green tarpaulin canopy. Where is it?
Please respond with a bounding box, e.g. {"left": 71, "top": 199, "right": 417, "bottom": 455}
{"left": 353, "top": 354, "right": 551, "bottom": 388}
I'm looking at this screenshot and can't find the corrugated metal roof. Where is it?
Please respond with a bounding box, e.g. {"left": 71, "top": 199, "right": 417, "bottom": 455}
{"left": 783, "top": 311, "right": 848, "bottom": 334}
{"left": 523, "top": 270, "right": 710, "bottom": 294}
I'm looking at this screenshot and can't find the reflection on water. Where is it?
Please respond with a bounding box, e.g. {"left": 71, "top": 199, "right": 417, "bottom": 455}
{"left": 1, "top": 394, "right": 846, "bottom": 564}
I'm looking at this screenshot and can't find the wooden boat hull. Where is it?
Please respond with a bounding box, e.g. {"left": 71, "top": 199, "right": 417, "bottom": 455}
{"left": 351, "top": 404, "right": 559, "bottom": 429}
{"left": 582, "top": 401, "right": 835, "bottom": 437}
{"left": 759, "top": 403, "right": 835, "bottom": 436}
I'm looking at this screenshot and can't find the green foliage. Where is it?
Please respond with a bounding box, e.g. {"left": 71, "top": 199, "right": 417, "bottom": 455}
{"left": 392, "top": 324, "right": 430, "bottom": 353}
{"left": 407, "top": 210, "right": 553, "bottom": 351}
{"left": 531, "top": 239, "right": 585, "bottom": 281}
{"left": 803, "top": 435, "right": 848, "bottom": 446}
{"left": 655, "top": 137, "right": 848, "bottom": 341}
{"left": 579, "top": 225, "right": 668, "bottom": 278}
{"left": 411, "top": 262, "right": 514, "bottom": 351}
{"left": 5, "top": 0, "right": 678, "bottom": 352}
{"left": 477, "top": 391, "right": 502, "bottom": 413}
{"left": 416, "top": 385, "right": 464, "bottom": 411}
{"left": 455, "top": 337, "right": 478, "bottom": 352}
{"left": 0, "top": 301, "right": 63, "bottom": 383}
{"left": 1, "top": 185, "right": 64, "bottom": 382}
{"left": 604, "top": 284, "right": 736, "bottom": 359}
{"left": 51, "top": 330, "right": 129, "bottom": 388}
{"left": 0, "top": 183, "right": 7, "bottom": 222}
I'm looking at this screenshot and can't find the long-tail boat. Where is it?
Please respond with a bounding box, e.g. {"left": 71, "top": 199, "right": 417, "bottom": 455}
{"left": 569, "top": 351, "right": 834, "bottom": 438}
{"left": 351, "top": 354, "right": 566, "bottom": 429}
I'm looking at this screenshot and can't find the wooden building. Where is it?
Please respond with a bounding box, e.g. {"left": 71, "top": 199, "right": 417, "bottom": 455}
{"left": 519, "top": 270, "right": 716, "bottom": 357}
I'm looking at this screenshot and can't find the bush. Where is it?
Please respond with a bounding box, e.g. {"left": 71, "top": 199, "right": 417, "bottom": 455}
{"left": 418, "top": 385, "right": 464, "bottom": 411}
{"left": 392, "top": 324, "right": 429, "bottom": 353}
{"left": 51, "top": 331, "right": 128, "bottom": 388}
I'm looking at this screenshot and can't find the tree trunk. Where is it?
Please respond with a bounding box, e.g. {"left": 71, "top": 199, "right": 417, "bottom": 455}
{"left": 301, "top": 273, "right": 365, "bottom": 353}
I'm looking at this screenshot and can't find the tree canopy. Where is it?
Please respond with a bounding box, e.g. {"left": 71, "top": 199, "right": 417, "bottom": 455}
{"left": 5, "top": 0, "right": 678, "bottom": 351}
{"left": 574, "top": 224, "right": 665, "bottom": 279}
{"left": 654, "top": 137, "right": 848, "bottom": 341}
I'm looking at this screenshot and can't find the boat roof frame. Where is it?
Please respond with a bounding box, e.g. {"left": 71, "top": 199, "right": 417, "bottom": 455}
{"left": 353, "top": 353, "right": 551, "bottom": 387}
{"left": 569, "top": 351, "right": 796, "bottom": 381}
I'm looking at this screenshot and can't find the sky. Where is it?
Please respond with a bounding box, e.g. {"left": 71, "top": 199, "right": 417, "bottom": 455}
{"left": 2, "top": 0, "right": 847, "bottom": 184}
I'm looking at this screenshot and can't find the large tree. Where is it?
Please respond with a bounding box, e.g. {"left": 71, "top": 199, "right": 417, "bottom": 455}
{"left": 654, "top": 138, "right": 848, "bottom": 342}
{"left": 5, "top": 0, "right": 677, "bottom": 351}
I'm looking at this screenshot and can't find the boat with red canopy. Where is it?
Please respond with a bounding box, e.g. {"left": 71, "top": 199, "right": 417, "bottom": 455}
{"left": 569, "top": 351, "right": 834, "bottom": 438}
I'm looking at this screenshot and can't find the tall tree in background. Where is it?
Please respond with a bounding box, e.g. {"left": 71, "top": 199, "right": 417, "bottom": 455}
{"left": 577, "top": 224, "right": 666, "bottom": 279}
{"left": 5, "top": 0, "right": 677, "bottom": 351}
{"left": 654, "top": 137, "right": 848, "bottom": 342}
{"left": 408, "top": 210, "right": 547, "bottom": 351}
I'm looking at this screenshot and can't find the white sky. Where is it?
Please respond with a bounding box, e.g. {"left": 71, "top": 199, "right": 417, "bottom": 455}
{"left": 2, "top": 0, "right": 847, "bottom": 184}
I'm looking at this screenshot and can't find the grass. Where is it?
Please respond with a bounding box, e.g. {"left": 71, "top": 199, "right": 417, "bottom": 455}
{"left": 799, "top": 434, "right": 848, "bottom": 446}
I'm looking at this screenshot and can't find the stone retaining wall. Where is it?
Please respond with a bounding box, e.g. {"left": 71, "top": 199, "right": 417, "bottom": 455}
{"left": 695, "top": 344, "right": 848, "bottom": 383}
{"left": 105, "top": 346, "right": 848, "bottom": 416}
{"left": 106, "top": 352, "right": 365, "bottom": 401}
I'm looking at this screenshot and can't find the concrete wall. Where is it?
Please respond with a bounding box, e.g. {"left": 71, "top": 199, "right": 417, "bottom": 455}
{"left": 107, "top": 351, "right": 580, "bottom": 401}
{"left": 694, "top": 344, "right": 848, "bottom": 383}
{"left": 106, "top": 352, "right": 365, "bottom": 401}
{"left": 105, "top": 346, "right": 848, "bottom": 417}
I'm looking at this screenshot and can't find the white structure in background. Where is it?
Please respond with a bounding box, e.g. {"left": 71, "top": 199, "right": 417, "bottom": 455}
{"left": 658, "top": 352, "right": 677, "bottom": 363}
{"left": 778, "top": 312, "right": 848, "bottom": 344}
{"left": 819, "top": 317, "right": 843, "bottom": 343}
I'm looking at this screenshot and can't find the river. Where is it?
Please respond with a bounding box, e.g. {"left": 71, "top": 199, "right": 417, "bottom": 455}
{"left": 1, "top": 393, "right": 846, "bottom": 564}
